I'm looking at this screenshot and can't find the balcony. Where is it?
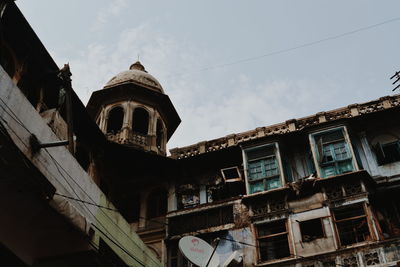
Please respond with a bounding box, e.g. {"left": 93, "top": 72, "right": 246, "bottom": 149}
{"left": 106, "top": 130, "right": 149, "bottom": 147}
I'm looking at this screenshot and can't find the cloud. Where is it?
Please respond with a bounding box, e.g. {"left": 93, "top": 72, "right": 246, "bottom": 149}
{"left": 91, "top": 0, "right": 128, "bottom": 31}
{"left": 51, "top": 16, "right": 342, "bottom": 151}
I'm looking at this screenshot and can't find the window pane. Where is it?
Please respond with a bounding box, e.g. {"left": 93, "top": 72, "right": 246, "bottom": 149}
{"left": 257, "top": 220, "right": 286, "bottom": 236}
{"left": 322, "top": 145, "right": 334, "bottom": 163}
{"left": 320, "top": 130, "right": 344, "bottom": 143}
{"left": 259, "top": 235, "right": 290, "bottom": 261}
{"left": 332, "top": 142, "right": 350, "bottom": 160}
{"left": 299, "top": 219, "right": 324, "bottom": 242}
{"left": 264, "top": 157, "right": 279, "bottom": 177}
{"left": 250, "top": 181, "right": 264, "bottom": 194}
{"left": 338, "top": 160, "right": 353, "bottom": 173}
{"left": 333, "top": 203, "right": 371, "bottom": 246}
{"left": 382, "top": 142, "right": 400, "bottom": 164}
{"left": 266, "top": 177, "right": 281, "bottom": 190}
{"left": 249, "top": 160, "right": 263, "bottom": 180}
{"left": 336, "top": 217, "right": 370, "bottom": 246}
{"left": 322, "top": 165, "right": 337, "bottom": 177}
{"left": 333, "top": 204, "right": 365, "bottom": 221}
{"left": 247, "top": 146, "right": 274, "bottom": 160}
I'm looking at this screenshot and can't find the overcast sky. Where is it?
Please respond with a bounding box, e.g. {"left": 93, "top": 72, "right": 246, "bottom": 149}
{"left": 16, "top": 0, "right": 400, "bottom": 150}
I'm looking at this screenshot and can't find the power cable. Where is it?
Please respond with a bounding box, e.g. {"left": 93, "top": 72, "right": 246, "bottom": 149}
{"left": 169, "top": 16, "right": 400, "bottom": 77}
{"left": 0, "top": 102, "right": 152, "bottom": 266}
{"left": 219, "top": 237, "right": 345, "bottom": 267}
{"left": 54, "top": 192, "right": 169, "bottom": 226}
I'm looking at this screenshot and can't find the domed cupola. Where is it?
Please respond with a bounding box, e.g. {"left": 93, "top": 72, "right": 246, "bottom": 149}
{"left": 86, "top": 61, "right": 181, "bottom": 156}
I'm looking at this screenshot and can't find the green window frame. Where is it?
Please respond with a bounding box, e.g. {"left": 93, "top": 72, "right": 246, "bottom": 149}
{"left": 245, "top": 144, "right": 282, "bottom": 194}
{"left": 312, "top": 128, "right": 355, "bottom": 178}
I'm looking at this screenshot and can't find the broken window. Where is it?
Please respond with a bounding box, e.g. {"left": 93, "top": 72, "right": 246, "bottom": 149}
{"left": 132, "top": 107, "right": 149, "bottom": 135}
{"left": 333, "top": 203, "right": 371, "bottom": 246}
{"left": 256, "top": 220, "right": 291, "bottom": 262}
{"left": 245, "top": 144, "right": 282, "bottom": 194}
{"left": 177, "top": 185, "right": 200, "bottom": 209}
{"left": 374, "top": 141, "right": 400, "bottom": 165}
{"left": 311, "top": 127, "right": 355, "bottom": 178}
{"left": 221, "top": 167, "right": 242, "bottom": 182}
{"left": 107, "top": 106, "right": 124, "bottom": 134}
{"left": 299, "top": 218, "right": 325, "bottom": 242}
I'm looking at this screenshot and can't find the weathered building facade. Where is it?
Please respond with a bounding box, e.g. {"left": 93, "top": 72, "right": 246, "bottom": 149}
{"left": 85, "top": 58, "right": 400, "bottom": 266}
{"left": 0, "top": 2, "right": 161, "bottom": 266}
{"left": 2, "top": 1, "right": 400, "bottom": 267}
{"left": 163, "top": 96, "right": 400, "bottom": 267}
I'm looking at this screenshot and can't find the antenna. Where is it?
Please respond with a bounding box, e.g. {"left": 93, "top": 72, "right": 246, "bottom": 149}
{"left": 178, "top": 236, "right": 219, "bottom": 267}
{"left": 390, "top": 70, "right": 400, "bottom": 91}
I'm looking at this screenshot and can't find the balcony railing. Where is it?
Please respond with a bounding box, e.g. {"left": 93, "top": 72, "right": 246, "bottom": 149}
{"left": 168, "top": 205, "right": 234, "bottom": 236}
{"left": 106, "top": 130, "right": 148, "bottom": 147}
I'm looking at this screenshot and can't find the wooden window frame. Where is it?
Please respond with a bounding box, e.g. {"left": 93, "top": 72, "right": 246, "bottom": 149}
{"left": 243, "top": 143, "right": 285, "bottom": 194}
{"left": 309, "top": 126, "right": 358, "bottom": 178}
{"left": 256, "top": 220, "right": 292, "bottom": 263}
{"left": 332, "top": 202, "right": 372, "bottom": 247}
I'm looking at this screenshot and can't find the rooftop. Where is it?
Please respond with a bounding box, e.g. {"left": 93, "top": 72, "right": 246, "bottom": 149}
{"left": 104, "top": 61, "right": 164, "bottom": 94}
{"left": 170, "top": 94, "right": 400, "bottom": 159}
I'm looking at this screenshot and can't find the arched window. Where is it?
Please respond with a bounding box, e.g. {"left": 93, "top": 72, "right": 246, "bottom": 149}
{"left": 156, "top": 119, "right": 164, "bottom": 148}
{"left": 147, "top": 188, "right": 167, "bottom": 219}
{"left": 132, "top": 107, "right": 149, "bottom": 135}
{"left": 107, "top": 106, "right": 124, "bottom": 134}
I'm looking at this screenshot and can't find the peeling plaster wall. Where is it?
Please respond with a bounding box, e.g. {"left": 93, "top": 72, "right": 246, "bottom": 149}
{"left": 359, "top": 129, "right": 400, "bottom": 179}
{"left": 289, "top": 207, "right": 337, "bottom": 257}
{"left": 215, "top": 228, "right": 255, "bottom": 266}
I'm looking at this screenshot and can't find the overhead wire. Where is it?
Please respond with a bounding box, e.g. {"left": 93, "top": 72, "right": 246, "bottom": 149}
{"left": 0, "top": 101, "right": 152, "bottom": 267}
{"left": 169, "top": 16, "right": 400, "bottom": 77}
{"left": 54, "top": 192, "right": 169, "bottom": 226}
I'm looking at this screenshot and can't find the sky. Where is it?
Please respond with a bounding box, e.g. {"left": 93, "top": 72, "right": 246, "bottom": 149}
{"left": 16, "top": 0, "right": 400, "bottom": 150}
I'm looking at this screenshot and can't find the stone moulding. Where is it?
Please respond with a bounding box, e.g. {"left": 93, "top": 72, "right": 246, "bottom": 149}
{"left": 170, "top": 94, "right": 400, "bottom": 159}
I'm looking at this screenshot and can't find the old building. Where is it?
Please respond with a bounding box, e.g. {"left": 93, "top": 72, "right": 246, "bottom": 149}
{"left": 2, "top": 1, "right": 400, "bottom": 267}
{"left": 0, "top": 2, "right": 161, "bottom": 266}
{"left": 85, "top": 60, "right": 400, "bottom": 265}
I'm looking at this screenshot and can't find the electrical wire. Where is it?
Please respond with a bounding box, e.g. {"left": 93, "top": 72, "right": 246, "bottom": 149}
{"left": 54, "top": 192, "right": 169, "bottom": 226}
{"left": 0, "top": 102, "right": 153, "bottom": 267}
{"left": 169, "top": 16, "right": 400, "bottom": 77}
{"left": 0, "top": 97, "right": 355, "bottom": 267}
{"left": 219, "top": 237, "right": 345, "bottom": 267}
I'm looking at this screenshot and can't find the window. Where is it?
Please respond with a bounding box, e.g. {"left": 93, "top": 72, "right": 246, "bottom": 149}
{"left": 147, "top": 189, "right": 167, "bottom": 219}
{"left": 156, "top": 119, "right": 164, "bottom": 148}
{"left": 256, "top": 220, "right": 291, "bottom": 262}
{"left": 221, "top": 167, "right": 242, "bottom": 182}
{"left": 177, "top": 185, "right": 200, "bottom": 209}
{"left": 312, "top": 128, "right": 355, "bottom": 178}
{"left": 168, "top": 206, "right": 234, "bottom": 236}
{"left": 132, "top": 107, "right": 149, "bottom": 135}
{"left": 374, "top": 141, "right": 400, "bottom": 165}
{"left": 299, "top": 218, "right": 325, "bottom": 242}
{"left": 168, "top": 240, "right": 191, "bottom": 267}
{"left": 107, "top": 106, "right": 124, "bottom": 134}
{"left": 333, "top": 203, "right": 371, "bottom": 246}
{"left": 245, "top": 144, "right": 282, "bottom": 194}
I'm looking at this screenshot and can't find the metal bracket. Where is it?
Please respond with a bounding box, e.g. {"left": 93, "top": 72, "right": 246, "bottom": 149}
{"left": 30, "top": 134, "right": 69, "bottom": 153}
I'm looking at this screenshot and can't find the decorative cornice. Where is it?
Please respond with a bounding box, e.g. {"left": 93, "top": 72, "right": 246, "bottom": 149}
{"left": 170, "top": 94, "right": 400, "bottom": 159}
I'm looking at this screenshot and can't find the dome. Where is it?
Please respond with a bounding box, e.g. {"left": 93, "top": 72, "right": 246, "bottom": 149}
{"left": 104, "top": 61, "right": 164, "bottom": 93}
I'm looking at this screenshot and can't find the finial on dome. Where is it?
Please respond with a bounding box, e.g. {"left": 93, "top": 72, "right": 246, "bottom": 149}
{"left": 129, "top": 61, "right": 147, "bottom": 73}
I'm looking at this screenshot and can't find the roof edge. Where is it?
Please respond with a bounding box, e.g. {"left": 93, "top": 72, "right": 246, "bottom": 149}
{"left": 169, "top": 94, "right": 400, "bottom": 159}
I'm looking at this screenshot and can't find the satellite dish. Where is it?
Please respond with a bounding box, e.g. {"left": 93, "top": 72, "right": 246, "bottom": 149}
{"left": 178, "top": 236, "right": 219, "bottom": 267}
